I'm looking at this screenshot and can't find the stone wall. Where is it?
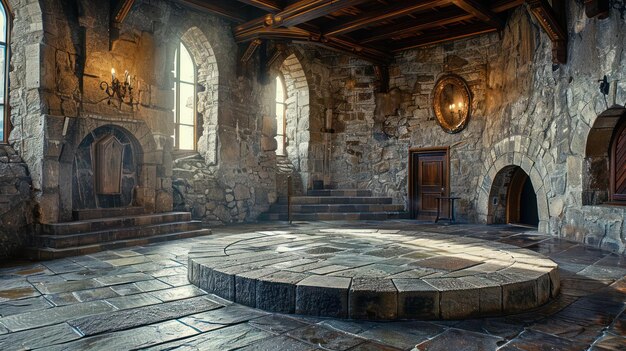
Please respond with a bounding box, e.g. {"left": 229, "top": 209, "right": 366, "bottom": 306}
{"left": 2, "top": 0, "right": 625, "bottom": 254}
{"left": 0, "top": 0, "right": 43, "bottom": 258}
{"left": 324, "top": 3, "right": 626, "bottom": 253}
{"left": 7, "top": 0, "right": 285, "bottom": 225}
{"left": 0, "top": 145, "right": 33, "bottom": 259}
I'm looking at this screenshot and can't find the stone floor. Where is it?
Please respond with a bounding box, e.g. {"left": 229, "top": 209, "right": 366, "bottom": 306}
{"left": 0, "top": 221, "right": 624, "bottom": 351}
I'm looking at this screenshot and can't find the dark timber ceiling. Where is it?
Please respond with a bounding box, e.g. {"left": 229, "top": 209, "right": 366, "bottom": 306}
{"left": 171, "top": 0, "right": 567, "bottom": 64}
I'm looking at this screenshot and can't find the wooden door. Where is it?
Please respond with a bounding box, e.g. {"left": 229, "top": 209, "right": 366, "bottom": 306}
{"left": 409, "top": 148, "right": 449, "bottom": 220}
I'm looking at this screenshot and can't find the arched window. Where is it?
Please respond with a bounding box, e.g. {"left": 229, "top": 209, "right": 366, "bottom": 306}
{"left": 0, "top": 3, "right": 9, "bottom": 143}
{"left": 275, "top": 75, "right": 286, "bottom": 156}
{"left": 173, "top": 42, "right": 196, "bottom": 151}
{"left": 611, "top": 119, "right": 626, "bottom": 202}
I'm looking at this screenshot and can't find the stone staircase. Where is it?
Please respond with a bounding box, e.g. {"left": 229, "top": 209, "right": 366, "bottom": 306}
{"left": 259, "top": 189, "right": 409, "bottom": 221}
{"left": 25, "top": 210, "right": 211, "bottom": 260}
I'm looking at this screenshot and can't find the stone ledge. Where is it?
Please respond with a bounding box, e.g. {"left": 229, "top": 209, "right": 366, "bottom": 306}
{"left": 188, "top": 229, "right": 559, "bottom": 320}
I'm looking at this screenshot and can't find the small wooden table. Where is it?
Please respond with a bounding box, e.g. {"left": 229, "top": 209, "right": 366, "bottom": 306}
{"left": 435, "top": 196, "right": 460, "bottom": 224}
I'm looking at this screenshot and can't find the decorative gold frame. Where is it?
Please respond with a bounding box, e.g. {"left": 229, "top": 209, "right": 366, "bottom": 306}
{"left": 432, "top": 74, "right": 472, "bottom": 134}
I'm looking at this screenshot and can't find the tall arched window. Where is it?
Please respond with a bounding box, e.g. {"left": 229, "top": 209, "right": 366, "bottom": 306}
{"left": 0, "top": 2, "right": 9, "bottom": 143}
{"left": 173, "top": 42, "right": 196, "bottom": 151}
{"left": 275, "top": 75, "right": 286, "bottom": 156}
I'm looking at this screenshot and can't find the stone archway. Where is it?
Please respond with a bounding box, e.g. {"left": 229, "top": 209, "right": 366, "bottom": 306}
{"left": 477, "top": 136, "right": 552, "bottom": 232}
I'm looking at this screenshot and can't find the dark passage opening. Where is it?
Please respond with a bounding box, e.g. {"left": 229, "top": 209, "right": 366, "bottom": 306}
{"left": 489, "top": 165, "right": 539, "bottom": 227}
{"left": 519, "top": 175, "right": 539, "bottom": 226}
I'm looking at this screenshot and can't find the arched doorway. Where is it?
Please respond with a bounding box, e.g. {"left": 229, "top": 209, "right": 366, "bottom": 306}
{"left": 488, "top": 166, "right": 539, "bottom": 227}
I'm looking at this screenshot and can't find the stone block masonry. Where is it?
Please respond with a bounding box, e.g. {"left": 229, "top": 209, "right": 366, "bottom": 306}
{"left": 0, "top": 145, "right": 34, "bottom": 258}
{"left": 0, "top": 0, "right": 624, "bottom": 258}
{"left": 189, "top": 229, "right": 559, "bottom": 320}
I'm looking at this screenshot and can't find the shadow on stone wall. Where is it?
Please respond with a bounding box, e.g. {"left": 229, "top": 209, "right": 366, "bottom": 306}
{"left": 0, "top": 146, "right": 34, "bottom": 259}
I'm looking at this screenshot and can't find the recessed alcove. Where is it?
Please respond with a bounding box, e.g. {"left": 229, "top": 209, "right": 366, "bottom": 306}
{"left": 488, "top": 165, "right": 539, "bottom": 227}
{"left": 72, "top": 125, "right": 141, "bottom": 211}
{"left": 584, "top": 106, "right": 626, "bottom": 206}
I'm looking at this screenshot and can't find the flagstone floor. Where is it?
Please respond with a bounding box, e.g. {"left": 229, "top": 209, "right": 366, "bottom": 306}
{"left": 0, "top": 221, "right": 624, "bottom": 351}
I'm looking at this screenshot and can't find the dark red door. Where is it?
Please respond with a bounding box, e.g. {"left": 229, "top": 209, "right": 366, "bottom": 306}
{"left": 410, "top": 150, "right": 448, "bottom": 220}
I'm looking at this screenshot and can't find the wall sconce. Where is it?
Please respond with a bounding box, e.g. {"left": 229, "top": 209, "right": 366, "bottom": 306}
{"left": 100, "top": 68, "right": 139, "bottom": 108}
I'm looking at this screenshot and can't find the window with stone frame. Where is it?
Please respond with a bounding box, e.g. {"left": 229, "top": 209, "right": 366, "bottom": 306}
{"left": 0, "top": 2, "right": 9, "bottom": 143}
{"left": 611, "top": 118, "right": 626, "bottom": 202}
{"left": 173, "top": 42, "right": 196, "bottom": 151}
{"left": 275, "top": 74, "right": 287, "bottom": 156}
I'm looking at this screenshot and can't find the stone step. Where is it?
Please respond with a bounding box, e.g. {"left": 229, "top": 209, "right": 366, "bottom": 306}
{"left": 306, "top": 189, "right": 373, "bottom": 197}
{"left": 268, "top": 204, "right": 405, "bottom": 213}
{"left": 36, "top": 221, "right": 204, "bottom": 249}
{"left": 288, "top": 196, "right": 393, "bottom": 205}
{"left": 73, "top": 207, "right": 146, "bottom": 221}
{"left": 258, "top": 211, "right": 410, "bottom": 221}
{"left": 25, "top": 229, "right": 211, "bottom": 260}
{"left": 42, "top": 212, "right": 193, "bottom": 235}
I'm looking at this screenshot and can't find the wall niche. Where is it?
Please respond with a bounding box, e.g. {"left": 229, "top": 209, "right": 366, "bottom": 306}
{"left": 73, "top": 125, "right": 141, "bottom": 210}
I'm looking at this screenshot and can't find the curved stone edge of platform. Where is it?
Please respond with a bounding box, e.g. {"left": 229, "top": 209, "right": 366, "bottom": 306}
{"left": 188, "top": 249, "right": 561, "bottom": 321}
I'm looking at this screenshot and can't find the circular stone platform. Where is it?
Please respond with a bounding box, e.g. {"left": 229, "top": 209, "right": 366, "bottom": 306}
{"left": 188, "top": 228, "right": 559, "bottom": 320}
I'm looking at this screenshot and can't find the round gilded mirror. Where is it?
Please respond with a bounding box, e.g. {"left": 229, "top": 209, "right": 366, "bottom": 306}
{"left": 432, "top": 75, "right": 471, "bottom": 134}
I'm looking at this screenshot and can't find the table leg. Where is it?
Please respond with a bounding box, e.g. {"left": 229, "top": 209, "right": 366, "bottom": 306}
{"left": 450, "top": 199, "right": 456, "bottom": 223}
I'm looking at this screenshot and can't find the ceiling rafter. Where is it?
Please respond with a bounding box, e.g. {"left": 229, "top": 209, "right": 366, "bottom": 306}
{"left": 234, "top": 0, "right": 282, "bottom": 13}
{"left": 526, "top": 0, "right": 567, "bottom": 63}
{"left": 324, "top": 0, "right": 452, "bottom": 37}
{"left": 451, "top": 0, "right": 503, "bottom": 29}
{"left": 359, "top": 10, "right": 473, "bottom": 44}
{"left": 112, "top": 0, "right": 135, "bottom": 24}
{"left": 175, "top": 0, "right": 247, "bottom": 23}
{"left": 240, "top": 26, "right": 392, "bottom": 63}
{"left": 358, "top": 0, "right": 517, "bottom": 44}
{"left": 391, "top": 23, "right": 497, "bottom": 52}
{"left": 235, "top": 0, "right": 371, "bottom": 38}
{"left": 110, "top": 0, "right": 136, "bottom": 49}
{"left": 174, "top": 0, "right": 529, "bottom": 64}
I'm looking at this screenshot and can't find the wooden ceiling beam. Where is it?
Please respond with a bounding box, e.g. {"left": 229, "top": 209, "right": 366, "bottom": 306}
{"left": 238, "top": 26, "right": 392, "bottom": 64}
{"left": 526, "top": 0, "right": 567, "bottom": 63}
{"left": 324, "top": 0, "right": 452, "bottom": 37}
{"left": 240, "top": 39, "right": 263, "bottom": 63}
{"left": 234, "top": 0, "right": 282, "bottom": 13}
{"left": 358, "top": 0, "right": 524, "bottom": 44}
{"left": 235, "top": 0, "right": 370, "bottom": 38}
{"left": 279, "top": 0, "right": 371, "bottom": 27}
{"left": 359, "top": 10, "right": 473, "bottom": 44}
{"left": 490, "top": 0, "right": 525, "bottom": 13}
{"left": 112, "top": 0, "right": 135, "bottom": 24}
{"left": 110, "top": 0, "right": 136, "bottom": 49}
{"left": 391, "top": 23, "right": 497, "bottom": 52}
{"left": 451, "top": 0, "right": 503, "bottom": 29}
{"left": 176, "top": 0, "right": 247, "bottom": 23}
